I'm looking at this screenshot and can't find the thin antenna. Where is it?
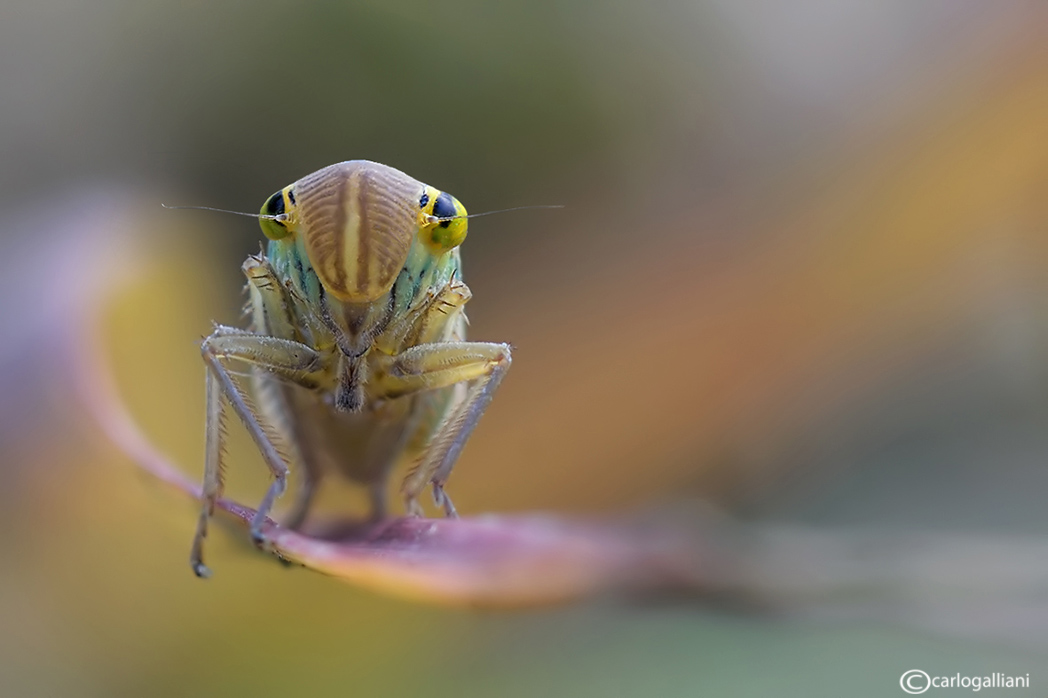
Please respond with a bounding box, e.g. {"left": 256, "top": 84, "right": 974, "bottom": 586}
{"left": 431, "top": 204, "right": 564, "bottom": 223}
{"left": 161, "top": 203, "right": 287, "bottom": 222}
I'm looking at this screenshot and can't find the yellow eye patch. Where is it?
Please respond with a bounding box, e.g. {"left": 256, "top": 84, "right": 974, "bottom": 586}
{"left": 419, "top": 186, "right": 468, "bottom": 252}
{"left": 258, "top": 187, "right": 294, "bottom": 240}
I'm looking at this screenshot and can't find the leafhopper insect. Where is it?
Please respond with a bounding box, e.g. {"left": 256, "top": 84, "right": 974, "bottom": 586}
{"left": 187, "top": 160, "right": 512, "bottom": 577}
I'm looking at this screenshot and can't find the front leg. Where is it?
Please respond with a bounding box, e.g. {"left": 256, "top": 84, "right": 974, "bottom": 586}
{"left": 190, "top": 328, "right": 320, "bottom": 578}
{"left": 374, "top": 341, "right": 511, "bottom": 517}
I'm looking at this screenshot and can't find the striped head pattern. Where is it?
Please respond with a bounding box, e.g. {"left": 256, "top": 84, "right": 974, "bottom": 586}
{"left": 258, "top": 160, "right": 468, "bottom": 303}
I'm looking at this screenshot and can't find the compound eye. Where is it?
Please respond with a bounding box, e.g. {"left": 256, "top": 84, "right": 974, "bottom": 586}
{"left": 259, "top": 189, "right": 290, "bottom": 240}
{"left": 419, "top": 189, "right": 467, "bottom": 251}
{"left": 431, "top": 192, "right": 457, "bottom": 228}
{"left": 264, "top": 191, "right": 285, "bottom": 217}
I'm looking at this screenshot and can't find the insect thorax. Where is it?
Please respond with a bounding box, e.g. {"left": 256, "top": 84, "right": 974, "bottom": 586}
{"left": 264, "top": 233, "right": 465, "bottom": 372}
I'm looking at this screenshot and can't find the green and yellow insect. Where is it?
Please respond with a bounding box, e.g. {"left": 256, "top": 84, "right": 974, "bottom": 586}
{"left": 189, "top": 160, "right": 511, "bottom": 578}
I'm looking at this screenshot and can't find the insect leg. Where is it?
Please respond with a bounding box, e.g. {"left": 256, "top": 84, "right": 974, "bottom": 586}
{"left": 190, "top": 358, "right": 225, "bottom": 578}
{"left": 422, "top": 351, "right": 510, "bottom": 517}
{"left": 190, "top": 330, "right": 320, "bottom": 576}
{"left": 281, "top": 474, "right": 318, "bottom": 531}
{"left": 205, "top": 328, "right": 321, "bottom": 377}
{"left": 376, "top": 342, "right": 511, "bottom": 517}
{"left": 368, "top": 474, "right": 390, "bottom": 522}
{"left": 243, "top": 255, "right": 325, "bottom": 531}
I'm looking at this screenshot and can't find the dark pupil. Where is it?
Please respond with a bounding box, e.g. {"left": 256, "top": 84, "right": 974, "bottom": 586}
{"left": 432, "top": 192, "right": 456, "bottom": 228}
{"left": 419, "top": 192, "right": 430, "bottom": 208}
{"left": 264, "top": 192, "right": 285, "bottom": 218}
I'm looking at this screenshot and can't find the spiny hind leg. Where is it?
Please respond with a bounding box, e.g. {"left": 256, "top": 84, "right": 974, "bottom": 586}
{"left": 190, "top": 361, "right": 226, "bottom": 578}
{"left": 375, "top": 341, "right": 511, "bottom": 517}
{"left": 189, "top": 329, "right": 320, "bottom": 577}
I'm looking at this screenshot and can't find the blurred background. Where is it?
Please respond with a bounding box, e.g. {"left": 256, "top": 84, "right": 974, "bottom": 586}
{"left": 2, "top": 0, "right": 1048, "bottom": 695}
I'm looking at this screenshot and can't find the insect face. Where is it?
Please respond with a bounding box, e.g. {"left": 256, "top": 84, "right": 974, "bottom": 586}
{"left": 258, "top": 161, "right": 469, "bottom": 305}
